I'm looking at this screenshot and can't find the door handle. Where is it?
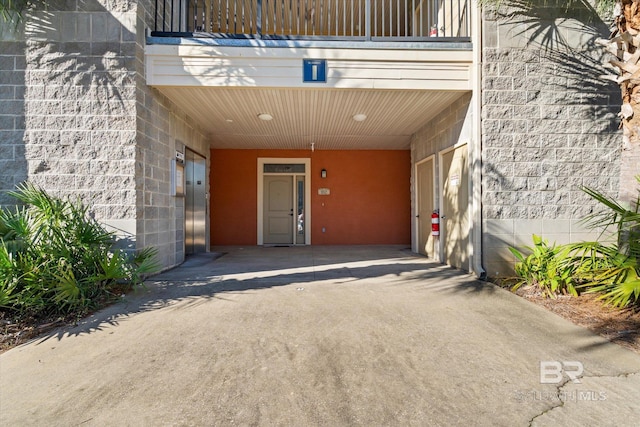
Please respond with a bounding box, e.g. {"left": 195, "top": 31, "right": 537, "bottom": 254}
{"left": 416, "top": 214, "right": 420, "bottom": 218}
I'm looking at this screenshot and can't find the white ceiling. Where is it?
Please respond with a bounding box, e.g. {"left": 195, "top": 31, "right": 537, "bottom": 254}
{"left": 156, "top": 87, "right": 467, "bottom": 150}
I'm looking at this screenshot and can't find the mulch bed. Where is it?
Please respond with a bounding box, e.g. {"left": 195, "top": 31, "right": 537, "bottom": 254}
{"left": 506, "top": 282, "right": 640, "bottom": 354}
{"left": 0, "top": 312, "right": 76, "bottom": 353}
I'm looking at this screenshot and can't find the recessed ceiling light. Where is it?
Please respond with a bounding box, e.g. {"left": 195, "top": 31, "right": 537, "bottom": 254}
{"left": 258, "top": 113, "right": 273, "bottom": 121}
{"left": 353, "top": 113, "right": 367, "bottom": 122}
{"left": 225, "top": 119, "right": 233, "bottom": 123}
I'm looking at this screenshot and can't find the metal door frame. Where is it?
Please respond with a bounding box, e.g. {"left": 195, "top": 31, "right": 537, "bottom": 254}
{"left": 257, "top": 157, "right": 311, "bottom": 245}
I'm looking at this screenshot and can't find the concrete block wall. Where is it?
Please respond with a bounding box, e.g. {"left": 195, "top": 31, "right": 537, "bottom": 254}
{"left": 0, "top": 29, "right": 27, "bottom": 202}
{"left": 136, "top": 0, "right": 210, "bottom": 268}
{"left": 0, "top": 1, "right": 139, "bottom": 241}
{"left": 133, "top": 81, "right": 210, "bottom": 267}
{"left": 0, "top": 0, "right": 210, "bottom": 270}
{"left": 481, "top": 5, "right": 621, "bottom": 277}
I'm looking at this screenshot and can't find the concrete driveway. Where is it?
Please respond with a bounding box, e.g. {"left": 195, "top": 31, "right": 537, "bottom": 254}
{"left": 1, "top": 246, "right": 639, "bottom": 426}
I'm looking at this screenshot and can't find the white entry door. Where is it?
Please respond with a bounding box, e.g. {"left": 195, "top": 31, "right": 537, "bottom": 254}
{"left": 258, "top": 158, "right": 311, "bottom": 246}
{"left": 264, "top": 175, "right": 294, "bottom": 244}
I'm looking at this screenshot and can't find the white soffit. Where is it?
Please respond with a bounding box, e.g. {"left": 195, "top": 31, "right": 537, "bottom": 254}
{"left": 156, "top": 87, "right": 467, "bottom": 150}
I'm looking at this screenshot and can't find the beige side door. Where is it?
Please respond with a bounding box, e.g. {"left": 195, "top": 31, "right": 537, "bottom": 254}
{"left": 264, "top": 175, "right": 294, "bottom": 244}
{"left": 416, "top": 158, "right": 435, "bottom": 257}
{"left": 441, "top": 144, "right": 469, "bottom": 271}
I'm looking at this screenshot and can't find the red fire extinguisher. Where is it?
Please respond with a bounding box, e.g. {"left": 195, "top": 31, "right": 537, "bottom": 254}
{"left": 431, "top": 211, "right": 440, "bottom": 236}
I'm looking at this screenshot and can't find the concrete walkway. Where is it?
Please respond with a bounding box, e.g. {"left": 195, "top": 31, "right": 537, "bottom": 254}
{"left": 1, "top": 246, "right": 639, "bottom": 426}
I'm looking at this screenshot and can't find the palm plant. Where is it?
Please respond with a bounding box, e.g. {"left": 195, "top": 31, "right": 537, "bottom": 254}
{"left": 0, "top": 183, "right": 159, "bottom": 316}
{"left": 0, "top": 0, "right": 42, "bottom": 24}
{"left": 570, "top": 176, "right": 640, "bottom": 307}
{"left": 509, "top": 235, "right": 580, "bottom": 298}
{"left": 509, "top": 177, "right": 640, "bottom": 307}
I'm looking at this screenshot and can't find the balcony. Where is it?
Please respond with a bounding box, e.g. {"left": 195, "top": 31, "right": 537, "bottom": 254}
{"left": 151, "top": 0, "right": 471, "bottom": 42}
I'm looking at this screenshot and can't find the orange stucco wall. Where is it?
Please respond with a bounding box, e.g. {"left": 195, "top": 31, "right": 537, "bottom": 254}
{"left": 210, "top": 149, "right": 410, "bottom": 245}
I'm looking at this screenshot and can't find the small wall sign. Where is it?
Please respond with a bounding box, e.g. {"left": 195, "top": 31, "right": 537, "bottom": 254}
{"left": 171, "top": 159, "right": 185, "bottom": 197}
{"left": 175, "top": 150, "right": 185, "bottom": 164}
{"left": 318, "top": 188, "right": 330, "bottom": 195}
{"left": 303, "top": 59, "right": 327, "bottom": 83}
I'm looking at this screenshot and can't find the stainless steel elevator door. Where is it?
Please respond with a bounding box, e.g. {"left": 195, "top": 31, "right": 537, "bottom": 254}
{"left": 185, "top": 149, "right": 206, "bottom": 254}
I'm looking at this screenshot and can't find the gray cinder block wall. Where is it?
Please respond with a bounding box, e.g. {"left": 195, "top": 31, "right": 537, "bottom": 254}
{"left": 412, "top": 93, "right": 473, "bottom": 173}
{"left": 0, "top": 0, "right": 209, "bottom": 269}
{"left": 0, "top": 27, "right": 27, "bottom": 199}
{"left": 0, "top": 1, "right": 139, "bottom": 228}
{"left": 136, "top": 0, "right": 210, "bottom": 267}
{"left": 481, "top": 4, "right": 621, "bottom": 277}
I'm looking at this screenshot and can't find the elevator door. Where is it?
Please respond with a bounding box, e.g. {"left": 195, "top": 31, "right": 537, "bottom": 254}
{"left": 185, "top": 149, "right": 206, "bottom": 254}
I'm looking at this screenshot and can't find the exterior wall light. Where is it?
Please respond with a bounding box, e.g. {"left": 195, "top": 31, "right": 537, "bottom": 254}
{"left": 321, "top": 169, "right": 327, "bottom": 178}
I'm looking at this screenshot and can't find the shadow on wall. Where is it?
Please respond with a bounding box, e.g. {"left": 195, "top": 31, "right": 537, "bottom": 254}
{"left": 441, "top": 144, "right": 471, "bottom": 271}
{"left": 499, "top": 0, "right": 607, "bottom": 50}
{"left": 425, "top": 96, "right": 472, "bottom": 271}
{"left": 497, "top": 0, "right": 619, "bottom": 133}
{"left": 413, "top": 93, "right": 475, "bottom": 270}
{"left": 483, "top": 0, "right": 620, "bottom": 217}
{"left": 483, "top": 232, "right": 517, "bottom": 279}
{"left": 0, "top": 25, "right": 27, "bottom": 206}
{"left": 0, "top": 0, "right": 135, "bottom": 215}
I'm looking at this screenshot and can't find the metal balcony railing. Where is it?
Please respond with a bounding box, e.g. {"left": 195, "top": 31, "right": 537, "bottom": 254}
{"left": 151, "top": 0, "right": 471, "bottom": 41}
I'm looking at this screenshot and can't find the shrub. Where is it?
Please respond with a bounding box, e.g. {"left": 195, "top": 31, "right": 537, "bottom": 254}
{"left": 569, "top": 176, "right": 640, "bottom": 307}
{"left": 510, "top": 177, "right": 640, "bottom": 308}
{"left": 509, "top": 235, "right": 579, "bottom": 298}
{"left": 0, "top": 183, "right": 159, "bottom": 317}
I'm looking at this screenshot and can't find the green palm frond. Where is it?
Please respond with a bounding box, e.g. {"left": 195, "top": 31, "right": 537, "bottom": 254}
{"left": 0, "top": 0, "right": 45, "bottom": 25}
{"left": 0, "top": 184, "right": 159, "bottom": 316}
{"left": 568, "top": 175, "right": 640, "bottom": 308}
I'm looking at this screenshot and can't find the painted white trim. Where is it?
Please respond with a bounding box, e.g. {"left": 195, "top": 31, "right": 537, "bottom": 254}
{"left": 437, "top": 149, "right": 449, "bottom": 264}
{"left": 257, "top": 158, "right": 312, "bottom": 245}
{"left": 148, "top": 37, "right": 472, "bottom": 51}
{"left": 146, "top": 44, "right": 473, "bottom": 90}
{"left": 413, "top": 155, "right": 436, "bottom": 254}
{"left": 147, "top": 43, "right": 473, "bottom": 61}
{"left": 471, "top": 0, "right": 486, "bottom": 279}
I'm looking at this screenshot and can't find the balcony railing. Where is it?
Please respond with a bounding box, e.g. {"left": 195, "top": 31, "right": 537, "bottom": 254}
{"left": 151, "top": 0, "right": 471, "bottom": 41}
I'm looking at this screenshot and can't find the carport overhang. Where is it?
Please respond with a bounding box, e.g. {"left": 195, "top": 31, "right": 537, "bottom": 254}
{"left": 144, "top": 38, "right": 483, "bottom": 276}
{"left": 145, "top": 39, "right": 473, "bottom": 150}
